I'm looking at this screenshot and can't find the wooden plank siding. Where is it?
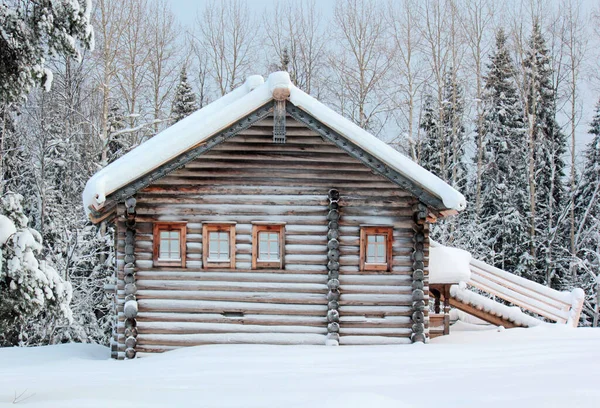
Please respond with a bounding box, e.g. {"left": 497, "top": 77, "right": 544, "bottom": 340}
{"left": 114, "top": 115, "right": 428, "bottom": 352}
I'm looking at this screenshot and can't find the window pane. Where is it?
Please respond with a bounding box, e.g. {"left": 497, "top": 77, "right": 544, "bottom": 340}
{"left": 269, "top": 240, "right": 279, "bottom": 256}
{"left": 376, "top": 235, "right": 385, "bottom": 243}
{"left": 170, "top": 231, "right": 178, "bottom": 239}
{"left": 171, "top": 239, "right": 180, "bottom": 258}
{"left": 367, "top": 243, "right": 375, "bottom": 257}
{"left": 160, "top": 231, "right": 169, "bottom": 239}
{"left": 377, "top": 243, "right": 385, "bottom": 259}
{"left": 219, "top": 240, "right": 229, "bottom": 257}
{"left": 367, "top": 235, "right": 375, "bottom": 243}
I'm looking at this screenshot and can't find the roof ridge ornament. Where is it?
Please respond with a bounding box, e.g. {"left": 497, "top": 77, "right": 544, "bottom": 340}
{"left": 269, "top": 72, "right": 290, "bottom": 144}
{"left": 273, "top": 99, "right": 286, "bottom": 144}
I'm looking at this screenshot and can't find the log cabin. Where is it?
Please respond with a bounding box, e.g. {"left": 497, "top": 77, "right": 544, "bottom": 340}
{"left": 83, "top": 71, "right": 467, "bottom": 359}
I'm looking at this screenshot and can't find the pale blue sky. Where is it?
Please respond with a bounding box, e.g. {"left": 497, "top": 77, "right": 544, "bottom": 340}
{"left": 169, "top": 0, "right": 336, "bottom": 28}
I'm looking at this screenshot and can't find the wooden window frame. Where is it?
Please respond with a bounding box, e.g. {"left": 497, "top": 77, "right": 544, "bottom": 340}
{"left": 252, "top": 224, "right": 285, "bottom": 269}
{"left": 153, "top": 222, "right": 187, "bottom": 268}
{"left": 202, "top": 223, "right": 236, "bottom": 269}
{"left": 359, "top": 226, "right": 393, "bottom": 272}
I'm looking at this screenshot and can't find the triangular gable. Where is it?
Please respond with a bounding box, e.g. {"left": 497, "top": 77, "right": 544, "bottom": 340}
{"left": 83, "top": 72, "right": 466, "bottom": 222}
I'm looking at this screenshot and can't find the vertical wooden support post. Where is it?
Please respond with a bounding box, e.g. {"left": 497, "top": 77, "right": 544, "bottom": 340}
{"left": 443, "top": 285, "right": 451, "bottom": 336}
{"left": 123, "top": 196, "right": 138, "bottom": 359}
{"left": 326, "top": 189, "right": 341, "bottom": 346}
{"left": 411, "top": 202, "right": 427, "bottom": 343}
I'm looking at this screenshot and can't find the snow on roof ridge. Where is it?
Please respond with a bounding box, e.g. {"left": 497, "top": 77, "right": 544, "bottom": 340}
{"left": 83, "top": 71, "right": 466, "bottom": 217}
{"left": 288, "top": 85, "right": 466, "bottom": 211}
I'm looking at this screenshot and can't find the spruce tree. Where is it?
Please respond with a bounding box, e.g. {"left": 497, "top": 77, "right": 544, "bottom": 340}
{"left": 441, "top": 68, "right": 467, "bottom": 191}
{"left": 0, "top": 0, "right": 93, "bottom": 104}
{"left": 0, "top": 193, "right": 72, "bottom": 346}
{"left": 419, "top": 93, "right": 442, "bottom": 176}
{"left": 572, "top": 99, "right": 600, "bottom": 324}
{"left": 418, "top": 70, "right": 467, "bottom": 190}
{"left": 419, "top": 69, "right": 467, "bottom": 244}
{"left": 170, "top": 68, "right": 198, "bottom": 125}
{"left": 477, "top": 29, "right": 530, "bottom": 275}
{"left": 523, "top": 22, "right": 568, "bottom": 286}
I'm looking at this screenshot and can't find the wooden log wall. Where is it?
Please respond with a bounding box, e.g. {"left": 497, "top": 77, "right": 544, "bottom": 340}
{"left": 113, "top": 114, "right": 427, "bottom": 352}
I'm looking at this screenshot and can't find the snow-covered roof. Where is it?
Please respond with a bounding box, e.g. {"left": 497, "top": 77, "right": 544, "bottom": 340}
{"left": 429, "top": 243, "right": 472, "bottom": 284}
{"left": 83, "top": 72, "right": 466, "bottom": 218}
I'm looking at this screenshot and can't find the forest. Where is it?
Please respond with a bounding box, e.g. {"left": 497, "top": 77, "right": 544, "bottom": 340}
{"left": 0, "top": 0, "right": 599, "bottom": 346}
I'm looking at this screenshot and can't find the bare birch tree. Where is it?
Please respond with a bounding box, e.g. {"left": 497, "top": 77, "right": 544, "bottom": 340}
{"left": 461, "top": 0, "right": 496, "bottom": 214}
{"left": 92, "top": 0, "right": 128, "bottom": 166}
{"left": 386, "top": 0, "right": 427, "bottom": 160}
{"left": 115, "top": 0, "right": 152, "bottom": 143}
{"left": 329, "top": 0, "right": 393, "bottom": 133}
{"left": 196, "top": 0, "right": 257, "bottom": 96}
{"left": 146, "top": 0, "right": 183, "bottom": 134}
{"left": 263, "top": 0, "right": 328, "bottom": 96}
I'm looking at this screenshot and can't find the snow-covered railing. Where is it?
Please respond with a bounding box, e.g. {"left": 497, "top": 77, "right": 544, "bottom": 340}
{"left": 430, "top": 240, "right": 585, "bottom": 327}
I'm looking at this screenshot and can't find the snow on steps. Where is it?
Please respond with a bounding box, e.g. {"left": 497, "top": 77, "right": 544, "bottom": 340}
{"left": 450, "top": 283, "right": 544, "bottom": 328}
{"left": 430, "top": 240, "right": 585, "bottom": 327}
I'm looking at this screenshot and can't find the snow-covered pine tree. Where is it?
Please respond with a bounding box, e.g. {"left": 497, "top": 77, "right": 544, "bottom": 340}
{"left": 0, "top": 0, "right": 93, "bottom": 104}
{"left": 419, "top": 69, "right": 468, "bottom": 244}
{"left": 573, "top": 99, "right": 600, "bottom": 325}
{"left": 523, "top": 22, "right": 569, "bottom": 286}
{"left": 418, "top": 69, "right": 467, "bottom": 190}
{"left": 53, "top": 221, "right": 114, "bottom": 344}
{"left": 170, "top": 68, "right": 198, "bottom": 125}
{"left": 477, "top": 29, "right": 531, "bottom": 276}
{"left": 106, "top": 102, "right": 127, "bottom": 163}
{"left": 441, "top": 68, "right": 467, "bottom": 192}
{"left": 0, "top": 193, "right": 72, "bottom": 346}
{"left": 419, "top": 93, "right": 442, "bottom": 176}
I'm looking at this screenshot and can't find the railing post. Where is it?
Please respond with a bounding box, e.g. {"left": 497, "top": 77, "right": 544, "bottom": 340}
{"left": 568, "top": 288, "right": 585, "bottom": 328}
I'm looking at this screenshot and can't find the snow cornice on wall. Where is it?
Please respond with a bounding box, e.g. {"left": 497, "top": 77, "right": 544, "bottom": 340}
{"left": 83, "top": 72, "right": 466, "bottom": 221}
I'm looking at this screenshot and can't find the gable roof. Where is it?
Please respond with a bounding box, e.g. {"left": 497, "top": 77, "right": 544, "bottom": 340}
{"left": 83, "top": 72, "right": 466, "bottom": 220}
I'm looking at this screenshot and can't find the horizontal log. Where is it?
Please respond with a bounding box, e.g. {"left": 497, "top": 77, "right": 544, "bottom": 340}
{"left": 183, "top": 159, "right": 374, "bottom": 173}
{"left": 339, "top": 336, "right": 411, "bottom": 345}
{"left": 136, "top": 321, "right": 327, "bottom": 335}
{"left": 135, "top": 345, "right": 178, "bottom": 353}
{"left": 138, "top": 193, "right": 329, "bottom": 206}
{"left": 338, "top": 305, "right": 412, "bottom": 316}
{"left": 338, "top": 327, "right": 412, "bottom": 336}
{"left": 152, "top": 177, "right": 400, "bottom": 189}
{"left": 135, "top": 204, "right": 328, "bottom": 217}
{"left": 339, "top": 315, "right": 412, "bottom": 327}
{"left": 136, "top": 312, "right": 327, "bottom": 326}
{"left": 339, "top": 293, "right": 413, "bottom": 306}
{"left": 339, "top": 275, "right": 411, "bottom": 285}
{"left": 135, "top": 271, "right": 328, "bottom": 283}
{"left": 340, "top": 285, "right": 412, "bottom": 295}
{"left": 136, "top": 290, "right": 327, "bottom": 305}
{"left": 136, "top": 280, "right": 327, "bottom": 293}
{"left": 136, "top": 333, "right": 327, "bottom": 346}
{"left": 138, "top": 299, "right": 328, "bottom": 315}
{"left": 141, "top": 184, "right": 414, "bottom": 198}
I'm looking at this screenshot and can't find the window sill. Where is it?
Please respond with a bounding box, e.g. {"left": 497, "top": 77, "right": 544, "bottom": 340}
{"left": 363, "top": 263, "right": 389, "bottom": 271}
{"left": 254, "top": 260, "right": 283, "bottom": 269}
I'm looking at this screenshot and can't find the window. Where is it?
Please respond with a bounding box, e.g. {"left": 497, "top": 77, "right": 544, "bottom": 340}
{"left": 153, "top": 222, "right": 186, "bottom": 267}
{"left": 252, "top": 224, "right": 285, "bottom": 269}
{"left": 203, "top": 223, "right": 236, "bottom": 268}
{"left": 359, "top": 226, "right": 393, "bottom": 271}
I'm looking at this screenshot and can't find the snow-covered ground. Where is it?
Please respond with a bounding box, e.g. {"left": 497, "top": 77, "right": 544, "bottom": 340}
{"left": 1, "top": 325, "right": 599, "bottom": 407}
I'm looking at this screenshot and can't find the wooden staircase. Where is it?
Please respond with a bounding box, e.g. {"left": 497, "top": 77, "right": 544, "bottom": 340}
{"left": 429, "top": 241, "right": 585, "bottom": 334}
